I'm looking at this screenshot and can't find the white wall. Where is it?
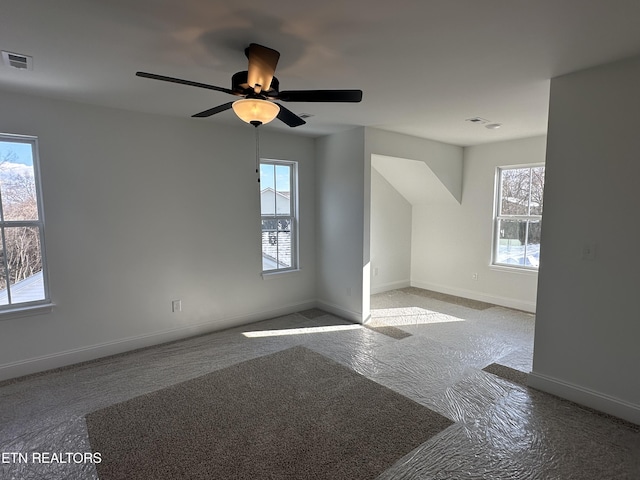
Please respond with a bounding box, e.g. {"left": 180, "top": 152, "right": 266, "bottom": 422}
{"left": 365, "top": 128, "right": 463, "bottom": 203}
{"left": 317, "top": 127, "right": 462, "bottom": 323}
{"left": 370, "top": 167, "right": 411, "bottom": 294}
{"left": 411, "top": 136, "right": 546, "bottom": 312}
{"left": 530, "top": 56, "right": 640, "bottom": 424}
{"left": 0, "top": 90, "right": 316, "bottom": 381}
{"left": 315, "top": 127, "right": 366, "bottom": 322}
{"left": 364, "top": 127, "right": 463, "bottom": 317}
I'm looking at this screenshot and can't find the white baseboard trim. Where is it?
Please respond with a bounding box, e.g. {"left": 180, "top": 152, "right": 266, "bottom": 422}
{"left": 528, "top": 371, "right": 640, "bottom": 425}
{"left": 410, "top": 280, "right": 536, "bottom": 313}
{"left": 315, "top": 299, "right": 362, "bottom": 324}
{"left": 370, "top": 279, "right": 411, "bottom": 295}
{"left": 0, "top": 299, "right": 317, "bottom": 383}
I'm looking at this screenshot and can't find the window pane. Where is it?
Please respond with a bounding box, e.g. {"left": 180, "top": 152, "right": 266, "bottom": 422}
{"left": 260, "top": 189, "right": 276, "bottom": 216}
{"left": 261, "top": 218, "right": 292, "bottom": 271}
{"left": 0, "top": 141, "right": 39, "bottom": 221}
{"left": 261, "top": 219, "right": 277, "bottom": 270}
{"left": 261, "top": 219, "right": 277, "bottom": 269}
{"left": 525, "top": 220, "right": 542, "bottom": 268}
{"left": 530, "top": 167, "right": 545, "bottom": 215}
{"left": 260, "top": 164, "right": 276, "bottom": 215}
{"left": 260, "top": 163, "right": 275, "bottom": 184}
{"left": 274, "top": 165, "right": 290, "bottom": 193}
{"left": 260, "top": 161, "right": 297, "bottom": 273}
{"left": 274, "top": 165, "right": 291, "bottom": 216}
{"left": 276, "top": 219, "right": 292, "bottom": 268}
{"left": 0, "top": 242, "right": 7, "bottom": 305}
{"left": 500, "top": 168, "right": 531, "bottom": 216}
{"left": 0, "top": 226, "right": 45, "bottom": 304}
{"left": 496, "top": 219, "right": 526, "bottom": 265}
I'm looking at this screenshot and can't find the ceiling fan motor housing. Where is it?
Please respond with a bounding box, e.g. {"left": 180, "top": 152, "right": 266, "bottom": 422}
{"left": 232, "top": 71, "right": 280, "bottom": 96}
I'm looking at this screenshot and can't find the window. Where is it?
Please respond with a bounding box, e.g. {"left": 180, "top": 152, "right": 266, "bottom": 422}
{"left": 493, "top": 165, "right": 545, "bottom": 269}
{"left": 0, "top": 134, "right": 49, "bottom": 310}
{"left": 260, "top": 160, "right": 298, "bottom": 273}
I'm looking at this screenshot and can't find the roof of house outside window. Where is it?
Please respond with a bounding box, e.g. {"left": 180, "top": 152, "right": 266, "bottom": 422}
{"left": 0, "top": 271, "right": 44, "bottom": 305}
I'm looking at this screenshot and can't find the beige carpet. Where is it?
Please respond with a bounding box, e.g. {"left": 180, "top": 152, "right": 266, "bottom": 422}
{"left": 86, "top": 346, "right": 453, "bottom": 480}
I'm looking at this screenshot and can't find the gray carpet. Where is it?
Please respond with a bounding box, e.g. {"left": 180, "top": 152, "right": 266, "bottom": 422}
{"left": 366, "top": 325, "right": 413, "bottom": 340}
{"left": 86, "top": 346, "right": 453, "bottom": 480}
{"left": 482, "top": 363, "right": 529, "bottom": 386}
{"left": 297, "top": 308, "right": 331, "bottom": 319}
{"left": 399, "top": 287, "right": 494, "bottom": 310}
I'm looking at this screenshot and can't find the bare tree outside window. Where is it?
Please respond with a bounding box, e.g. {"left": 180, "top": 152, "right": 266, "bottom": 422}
{"left": 494, "top": 165, "right": 545, "bottom": 269}
{"left": 0, "top": 136, "right": 48, "bottom": 307}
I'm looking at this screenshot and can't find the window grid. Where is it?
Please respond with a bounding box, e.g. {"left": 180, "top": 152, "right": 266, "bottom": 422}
{"left": 260, "top": 160, "right": 297, "bottom": 273}
{"left": 493, "top": 165, "right": 545, "bottom": 270}
{"left": 0, "top": 134, "right": 50, "bottom": 309}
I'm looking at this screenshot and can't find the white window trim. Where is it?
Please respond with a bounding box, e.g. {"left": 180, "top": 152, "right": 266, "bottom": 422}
{"left": 491, "top": 163, "right": 544, "bottom": 271}
{"left": 261, "top": 268, "right": 301, "bottom": 280}
{"left": 260, "top": 158, "right": 299, "bottom": 275}
{"left": 489, "top": 264, "right": 539, "bottom": 276}
{"left": 0, "top": 133, "right": 51, "bottom": 315}
{"left": 0, "top": 303, "right": 54, "bottom": 321}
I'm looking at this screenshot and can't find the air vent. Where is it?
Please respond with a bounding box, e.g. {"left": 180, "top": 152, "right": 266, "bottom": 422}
{"left": 465, "top": 117, "right": 489, "bottom": 124}
{"left": 1, "top": 51, "right": 33, "bottom": 70}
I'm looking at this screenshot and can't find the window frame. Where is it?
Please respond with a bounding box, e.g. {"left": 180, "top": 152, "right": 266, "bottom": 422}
{"left": 0, "top": 133, "right": 51, "bottom": 314}
{"left": 259, "top": 158, "right": 299, "bottom": 275}
{"left": 491, "top": 163, "right": 545, "bottom": 271}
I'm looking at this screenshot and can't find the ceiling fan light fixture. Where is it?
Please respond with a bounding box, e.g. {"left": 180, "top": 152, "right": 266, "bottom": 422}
{"left": 232, "top": 98, "right": 280, "bottom": 125}
{"left": 136, "top": 43, "right": 362, "bottom": 128}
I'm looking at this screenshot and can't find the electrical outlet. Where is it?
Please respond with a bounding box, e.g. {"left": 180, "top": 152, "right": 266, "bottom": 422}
{"left": 172, "top": 300, "right": 182, "bottom": 312}
{"left": 472, "top": 273, "right": 479, "bottom": 280}
{"left": 580, "top": 243, "right": 597, "bottom": 261}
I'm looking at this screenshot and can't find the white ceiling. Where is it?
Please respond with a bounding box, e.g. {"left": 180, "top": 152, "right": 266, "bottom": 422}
{"left": 2, "top": 1, "right": 640, "bottom": 146}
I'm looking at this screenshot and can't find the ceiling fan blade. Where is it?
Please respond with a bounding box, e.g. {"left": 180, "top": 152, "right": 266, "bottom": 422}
{"left": 136, "top": 71, "right": 234, "bottom": 95}
{"left": 245, "top": 44, "right": 280, "bottom": 93}
{"left": 192, "top": 102, "right": 234, "bottom": 118}
{"left": 277, "top": 89, "right": 363, "bottom": 103}
{"left": 276, "top": 104, "right": 306, "bottom": 127}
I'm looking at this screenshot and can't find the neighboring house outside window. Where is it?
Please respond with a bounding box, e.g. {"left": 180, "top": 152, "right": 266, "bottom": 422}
{"left": 493, "top": 165, "right": 545, "bottom": 270}
{"left": 0, "top": 134, "right": 50, "bottom": 310}
{"left": 260, "top": 160, "right": 298, "bottom": 273}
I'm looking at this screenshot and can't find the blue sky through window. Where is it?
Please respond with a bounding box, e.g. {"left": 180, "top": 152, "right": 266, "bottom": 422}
{"left": 260, "top": 163, "right": 290, "bottom": 192}
{"left": 0, "top": 141, "right": 33, "bottom": 166}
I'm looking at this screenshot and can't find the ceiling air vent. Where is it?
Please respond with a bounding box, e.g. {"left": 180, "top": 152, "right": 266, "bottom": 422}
{"left": 1, "top": 51, "right": 33, "bottom": 70}
{"left": 465, "top": 117, "right": 489, "bottom": 125}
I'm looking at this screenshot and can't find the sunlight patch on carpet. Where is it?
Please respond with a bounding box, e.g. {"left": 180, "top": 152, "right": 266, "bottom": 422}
{"left": 242, "top": 324, "right": 361, "bottom": 337}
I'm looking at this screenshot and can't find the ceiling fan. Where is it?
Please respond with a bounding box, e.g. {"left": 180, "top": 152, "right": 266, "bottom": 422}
{"left": 136, "top": 43, "right": 363, "bottom": 128}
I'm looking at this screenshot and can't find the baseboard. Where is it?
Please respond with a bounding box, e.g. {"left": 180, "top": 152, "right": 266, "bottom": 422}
{"left": 528, "top": 371, "right": 640, "bottom": 426}
{"left": 370, "top": 279, "right": 411, "bottom": 295}
{"left": 410, "top": 280, "right": 536, "bottom": 313}
{"left": 315, "top": 299, "right": 362, "bottom": 324}
{"left": 0, "top": 299, "right": 317, "bottom": 383}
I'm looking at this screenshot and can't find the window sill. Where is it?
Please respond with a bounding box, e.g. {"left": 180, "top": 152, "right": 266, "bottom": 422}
{"left": 261, "top": 269, "right": 301, "bottom": 280}
{"left": 0, "top": 303, "right": 55, "bottom": 321}
{"left": 489, "top": 265, "right": 539, "bottom": 276}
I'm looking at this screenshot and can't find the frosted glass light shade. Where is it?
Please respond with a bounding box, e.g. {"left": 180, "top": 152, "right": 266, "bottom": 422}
{"left": 232, "top": 99, "right": 280, "bottom": 125}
